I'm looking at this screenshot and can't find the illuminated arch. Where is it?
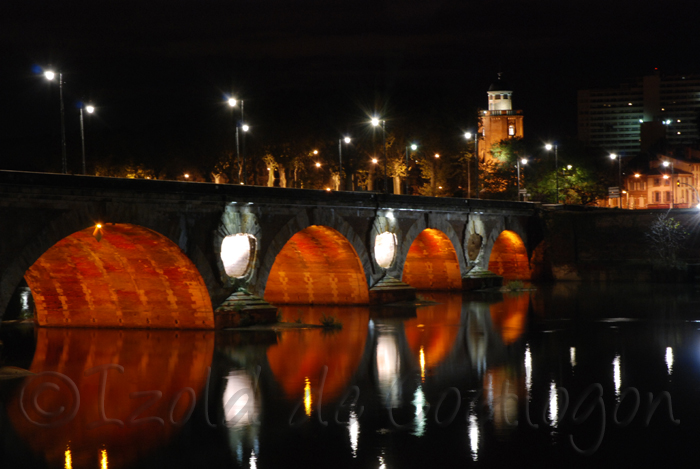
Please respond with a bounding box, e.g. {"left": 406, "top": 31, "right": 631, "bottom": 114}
{"left": 264, "top": 226, "right": 369, "bottom": 304}
{"left": 488, "top": 230, "right": 530, "bottom": 280}
{"left": 402, "top": 229, "right": 462, "bottom": 290}
{"left": 24, "top": 224, "right": 214, "bottom": 328}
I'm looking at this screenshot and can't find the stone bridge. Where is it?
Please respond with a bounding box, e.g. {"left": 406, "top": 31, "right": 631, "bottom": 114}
{"left": 0, "top": 171, "right": 541, "bottom": 329}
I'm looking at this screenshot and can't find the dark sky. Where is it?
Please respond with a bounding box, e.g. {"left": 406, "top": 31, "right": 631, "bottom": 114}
{"left": 2, "top": 0, "right": 699, "bottom": 173}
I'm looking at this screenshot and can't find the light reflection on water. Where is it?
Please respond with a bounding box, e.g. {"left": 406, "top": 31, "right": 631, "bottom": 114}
{"left": 2, "top": 283, "right": 700, "bottom": 467}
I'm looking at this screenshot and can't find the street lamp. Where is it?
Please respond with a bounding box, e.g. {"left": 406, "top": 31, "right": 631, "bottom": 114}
{"left": 465, "top": 132, "right": 479, "bottom": 198}
{"left": 432, "top": 153, "right": 440, "bottom": 197}
{"left": 663, "top": 160, "right": 674, "bottom": 208}
{"left": 517, "top": 158, "right": 528, "bottom": 201}
{"left": 404, "top": 143, "right": 417, "bottom": 195}
{"left": 371, "top": 116, "right": 387, "bottom": 193}
{"left": 339, "top": 136, "right": 351, "bottom": 191}
{"left": 79, "top": 103, "right": 95, "bottom": 175}
{"left": 43, "top": 69, "right": 67, "bottom": 174}
{"left": 545, "top": 143, "right": 559, "bottom": 203}
{"left": 227, "top": 97, "right": 247, "bottom": 184}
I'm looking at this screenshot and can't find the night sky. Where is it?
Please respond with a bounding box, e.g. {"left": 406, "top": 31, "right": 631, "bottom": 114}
{"left": 2, "top": 0, "right": 698, "bottom": 174}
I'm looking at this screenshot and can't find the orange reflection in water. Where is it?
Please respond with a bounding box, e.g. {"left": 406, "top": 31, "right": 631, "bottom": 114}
{"left": 267, "top": 306, "right": 369, "bottom": 405}
{"left": 8, "top": 328, "right": 214, "bottom": 468}
{"left": 404, "top": 293, "right": 462, "bottom": 375}
{"left": 489, "top": 294, "right": 528, "bottom": 345}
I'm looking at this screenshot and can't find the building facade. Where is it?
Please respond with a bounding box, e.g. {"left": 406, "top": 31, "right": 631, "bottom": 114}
{"left": 619, "top": 153, "right": 700, "bottom": 209}
{"left": 578, "top": 73, "right": 700, "bottom": 154}
{"left": 479, "top": 75, "right": 524, "bottom": 163}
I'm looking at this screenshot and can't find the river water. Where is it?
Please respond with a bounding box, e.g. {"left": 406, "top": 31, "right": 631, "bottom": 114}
{"left": 1, "top": 283, "right": 699, "bottom": 468}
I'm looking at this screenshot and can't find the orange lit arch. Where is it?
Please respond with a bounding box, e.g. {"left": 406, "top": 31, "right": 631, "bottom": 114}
{"left": 488, "top": 230, "right": 530, "bottom": 281}
{"left": 24, "top": 224, "right": 214, "bottom": 328}
{"left": 264, "top": 226, "right": 369, "bottom": 304}
{"left": 402, "top": 228, "right": 462, "bottom": 290}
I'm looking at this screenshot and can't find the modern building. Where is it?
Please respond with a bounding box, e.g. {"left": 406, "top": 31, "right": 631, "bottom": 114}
{"left": 578, "top": 72, "right": 700, "bottom": 154}
{"left": 479, "top": 75, "right": 524, "bottom": 163}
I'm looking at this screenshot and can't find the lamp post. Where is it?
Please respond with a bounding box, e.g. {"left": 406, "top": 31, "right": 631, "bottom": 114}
{"left": 371, "top": 117, "right": 387, "bottom": 193}
{"left": 432, "top": 154, "right": 440, "bottom": 197}
{"left": 663, "top": 160, "right": 674, "bottom": 208}
{"left": 227, "top": 97, "right": 245, "bottom": 184}
{"left": 465, "top": 132, "right": 479, "bottom": 198}
{"left": 405, "top": 143, "right": 417, "bottom": 195}
{"left": 79, "top": 104, "right": 95, "bottom": 175}
{"left": 43, "top": 70, "right": 67, "bottom": 174}
{"left": 339, "top": 136, "right": 351, "bottom": 191}
{"left": 545, "top": 143, "right": 559, "bottom": 203}
{"left": 369, "top": 157, "right": 378, "bottom": 191}
{"left": 517, "top": 158, "right": 528, "bottom": 201}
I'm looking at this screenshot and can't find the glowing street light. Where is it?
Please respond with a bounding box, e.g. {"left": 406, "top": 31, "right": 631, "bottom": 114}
{"left": 339, "top": 136, "right": 351, "bottom": 191}
{"left": 545, "top": 143, "right": 559, "bottom": 203}
{"left": 663, "top": 160, "right": 674, "bottom": 208}
{"left": 517, "top": 158, "right": 528, "bottom": 201}
{"left": 227, "top": 96, "right": 247, "bottom": 184}
{"left": 371, "top": 116, "right": 388, "bottom": 193}
{"left": 465, "top": 131, "right": 479, "bottom": 198}
{"left": 42, "top": 69, "right": 67, "bottom": 174}
{"left": 79, "top": 103, "right": 95, "bottom": 175}
{"left": 431, "top": 154, "right": 440, "bottom": 196}
{"left": 404, "top": 143, "right": 418, "bottom": 195}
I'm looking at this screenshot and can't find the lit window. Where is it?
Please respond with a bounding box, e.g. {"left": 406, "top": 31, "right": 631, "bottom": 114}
{"left": 508, "top": 125, "right": 515, "bottom": 136}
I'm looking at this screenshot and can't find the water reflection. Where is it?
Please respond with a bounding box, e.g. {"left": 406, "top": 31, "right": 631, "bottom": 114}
{"left": 6, "top": 328, "right": 214, "bottom": 468}
{"left": 613, "top": 353, "right": 622, "bottom": 400}
{"left": 2, "top": 283, "right": 697, "bottom": 467}
{"left": 267, "top": 306, "right": 369, "bottom": 405}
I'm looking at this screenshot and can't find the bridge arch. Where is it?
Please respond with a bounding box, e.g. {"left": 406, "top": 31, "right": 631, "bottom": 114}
{"left": 398, "top": 214, "right": 467, "bottom": 290}
{"left": 25, "top": 224, "right": 214, "bottom": 328}
{"left": 487, "top": 230, "right": 530, "bottom": 280}
{"left": 0, "top": 206, "right": 218, "bottom": 328}
{"left": 257, "top": 209, "right": 372, "bottom": 304}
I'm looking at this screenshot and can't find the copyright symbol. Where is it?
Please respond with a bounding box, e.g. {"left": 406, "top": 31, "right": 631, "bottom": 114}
{"left": 19, "top": 371, "right": 80, "bottom": 428}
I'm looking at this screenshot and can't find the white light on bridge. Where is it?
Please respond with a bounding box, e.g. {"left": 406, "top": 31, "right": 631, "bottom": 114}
{"left": 374, "top": 232, "right": 397, "bottom": 269}
{"left": 221, "top": 233, "right": 257, "bottom": 278}
{"left": 44, "top": 70, "right": 56, "bottom": 81}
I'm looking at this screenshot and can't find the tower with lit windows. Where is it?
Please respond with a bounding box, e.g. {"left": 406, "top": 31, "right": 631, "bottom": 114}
{"left": 478, "top": 74, "right": 524, "bottom": 162}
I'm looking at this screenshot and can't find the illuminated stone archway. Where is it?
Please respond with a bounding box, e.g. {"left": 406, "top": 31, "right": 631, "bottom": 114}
{"left": 264, "top": 225, "right": 370, "bottom": 304}
{"left": 402, "top": 228, "right": 462, "bottom": 290}
{"left": 488, "top": 230, "right": 530, "bottom": 281}
{"left": 24, "top": 224, "right": 214, "bottom": 328}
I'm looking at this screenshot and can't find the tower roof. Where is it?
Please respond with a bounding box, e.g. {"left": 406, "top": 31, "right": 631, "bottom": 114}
{"left": 488, "top": 73, "right": 512, "bottom": 92}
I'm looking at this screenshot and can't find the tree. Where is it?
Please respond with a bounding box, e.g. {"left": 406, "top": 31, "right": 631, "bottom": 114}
{"left": 646, "top": 212, "right": 689, "bottom": 269}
